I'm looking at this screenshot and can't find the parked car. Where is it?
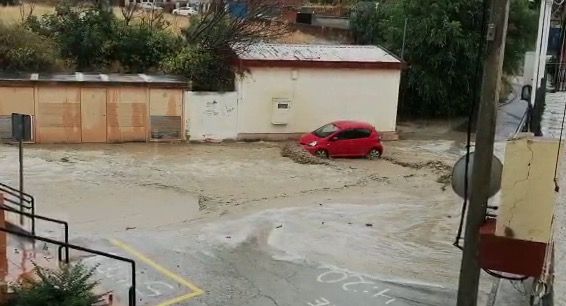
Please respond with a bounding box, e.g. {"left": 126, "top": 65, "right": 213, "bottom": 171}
{"left": 299, "top": 120, "right": 384, "bottom": 159}
{"left": 172, "top": 6, "right": 198, "bottom": 16}
{"left": 140, "top": 2, "right": 163, "bottom": 11}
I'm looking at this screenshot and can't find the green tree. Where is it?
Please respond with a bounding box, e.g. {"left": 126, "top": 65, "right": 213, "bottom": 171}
{"left": 163, "top": 46, "right": 235, "bottom": 91}
{"left": 26, "top": 3, "right": 116, "bottom": 70}
{"left": 351, "top": 0, "right": 538, "bottom": 117}
{"left": 0, "top": 23, "right": 63, "bottom": 72}
{"left": 109, "top": 24, "right": 181, "bottom": 73}
{"left": 164, "top": 0, "right": 287, "bottom": 91}
{"left": 25, "top": 3, "right": 180, "bottom": 73}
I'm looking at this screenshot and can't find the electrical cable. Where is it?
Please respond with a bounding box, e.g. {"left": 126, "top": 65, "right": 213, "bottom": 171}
{"left": 453, "top": 0, "right": 489, "bottom": 250}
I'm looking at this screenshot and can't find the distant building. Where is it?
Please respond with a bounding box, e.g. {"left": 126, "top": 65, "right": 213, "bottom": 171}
{"left": 187, "top": 43, "right": 404, "bottom": 141}
{"left": 0, "top": 74, "right": 189, "bottom": 143}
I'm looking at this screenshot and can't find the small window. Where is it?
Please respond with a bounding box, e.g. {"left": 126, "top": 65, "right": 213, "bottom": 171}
{"left": 277, "top": 103, "right": 289, "bottom": 109}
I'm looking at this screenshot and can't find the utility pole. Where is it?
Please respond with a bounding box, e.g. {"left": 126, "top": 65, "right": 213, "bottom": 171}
{"left": 457, "top": 0, "right": 510, "bottom": 305}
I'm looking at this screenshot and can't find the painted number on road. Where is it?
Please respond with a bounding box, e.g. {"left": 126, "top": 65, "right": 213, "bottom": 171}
{"left": 317, "top": 266, "right": 396, "bottom": 304}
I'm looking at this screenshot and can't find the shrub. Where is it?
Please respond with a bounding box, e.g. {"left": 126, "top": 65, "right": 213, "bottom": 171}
{"left": 163, "top": 47, "right": 235, "bottom": 91}
{"left": 109, "top": 24, "right": 181, "bottom": 73}
{"left": 26, "top": 3, "right": 117, "bottom": 70}
{"left": 11, "top": 262, "right": 101, "bottom": 306}
{"left": 0, "top": 23, "right": 62, "bottom": 72}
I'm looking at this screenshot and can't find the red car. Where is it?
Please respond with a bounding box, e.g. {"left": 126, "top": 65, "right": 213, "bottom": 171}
{"left": 300, "top": 120, "right": 384, "bottom": 159}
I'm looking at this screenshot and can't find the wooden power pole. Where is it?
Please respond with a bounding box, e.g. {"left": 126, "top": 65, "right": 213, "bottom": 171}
{"left": 457, "top": 0, "right": 510, "bottom": 305}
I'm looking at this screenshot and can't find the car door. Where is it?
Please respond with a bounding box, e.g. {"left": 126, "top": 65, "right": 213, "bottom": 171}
{"left": 328, "top": 129, "right": 356, "bottom": 156}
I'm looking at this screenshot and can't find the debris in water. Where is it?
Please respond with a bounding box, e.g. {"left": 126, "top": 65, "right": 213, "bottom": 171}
{"left": 126, "top": 227, "right": 136, "bottom": 231}
{"left": 198, "top": 195, "right": 210, "bottom": 210}
{"left": 281, "top": 143, "right": 329, "bottom": 165}
{"left": 365, "top": 223, "right": 373, "bottom": 227}
{"left": 276, "top": 224, "right": 283, "bottom": 229}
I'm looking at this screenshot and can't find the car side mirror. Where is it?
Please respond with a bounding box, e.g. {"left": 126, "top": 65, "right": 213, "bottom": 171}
{"left": 521, "top": 85, "right": 532, "bottom": 102}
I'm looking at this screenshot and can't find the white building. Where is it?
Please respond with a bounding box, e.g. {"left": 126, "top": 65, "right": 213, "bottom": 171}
{"left": 186, "top": 43, "right": 403, "bottom": 141}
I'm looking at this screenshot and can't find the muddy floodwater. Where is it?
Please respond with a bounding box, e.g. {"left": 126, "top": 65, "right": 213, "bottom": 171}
{"left": 0, "top": 122, "right": 536, "bottom": 305}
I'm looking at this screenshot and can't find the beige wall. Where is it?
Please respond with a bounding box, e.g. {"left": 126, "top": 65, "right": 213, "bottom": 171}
{"left": 107, "top": 87, "right": 148, "bottom": 143}
{"left": 237, "top": 67, "right": 401, "bottom": 135}
{"left": 0, "top": 87, "right": 35, "bottom": 116}
{"left": 36, "top": 87, "right": 81, "bottom": 143}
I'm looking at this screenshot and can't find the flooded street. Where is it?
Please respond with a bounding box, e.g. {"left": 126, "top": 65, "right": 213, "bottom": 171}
{"left": 0, "top": 124, "right": 500, "bottom": 305}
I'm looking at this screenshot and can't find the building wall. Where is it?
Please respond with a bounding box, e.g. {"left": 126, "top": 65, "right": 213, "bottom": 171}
{"left": 186, "top": 91, "right": 238, "bottom": 141}
{"left": 237, "top": 67, "right": 401, "bottom": 137}
{"left": 496, "top": 137, "right": 560, "bottom": 243}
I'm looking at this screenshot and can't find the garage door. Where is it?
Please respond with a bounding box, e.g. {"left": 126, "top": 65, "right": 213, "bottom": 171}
{"left": 107, "top": 87, "right": 147, "bottom": 142}
{"left": 36, "top": 87, "right": 81, "bottom": 143}
{"left": 149, "top": 89, "right": 183, "bottom": 140}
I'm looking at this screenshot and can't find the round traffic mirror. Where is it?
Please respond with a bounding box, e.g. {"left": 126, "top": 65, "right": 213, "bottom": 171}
{"left": 451, "top": 152, "right": 503, "bottom": 199}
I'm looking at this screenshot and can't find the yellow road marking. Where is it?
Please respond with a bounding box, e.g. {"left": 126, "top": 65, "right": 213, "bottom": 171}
{"left": 110, "top": 239, "right": 205, "bottom": 306}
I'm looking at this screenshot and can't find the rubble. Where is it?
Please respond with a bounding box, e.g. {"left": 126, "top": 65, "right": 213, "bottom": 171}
{"left": 281, "top": 143, "right": 330, "bottom": 165}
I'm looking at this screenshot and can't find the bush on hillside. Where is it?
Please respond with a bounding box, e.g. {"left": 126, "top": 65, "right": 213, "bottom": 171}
{"left": 25, "top": 3, "right": 180, "bottom": 73}
{"left": 26, "top": 3, "right": 116, "bottom": 70}
{"left": 0, "top": 23, "right": 63, "bottom": 72}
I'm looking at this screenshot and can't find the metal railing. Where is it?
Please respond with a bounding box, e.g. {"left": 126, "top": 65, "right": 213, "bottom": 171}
{"left": 0, "top": 204, "right": 69, "bottom": 263}
{"left": 0, "top": 182, "right": 35, "bottom": 234}
{"left": 0, "top": 226, "right": 137, "bottom": 306}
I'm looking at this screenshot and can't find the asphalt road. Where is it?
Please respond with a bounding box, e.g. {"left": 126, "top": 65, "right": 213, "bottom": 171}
{"left": 76, "top": 234, "right": 456, "bottom": 306}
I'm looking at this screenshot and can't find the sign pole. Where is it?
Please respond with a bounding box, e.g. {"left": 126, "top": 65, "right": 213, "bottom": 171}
{"left": 18, "top": 124, "right": 24, "bottom": 226}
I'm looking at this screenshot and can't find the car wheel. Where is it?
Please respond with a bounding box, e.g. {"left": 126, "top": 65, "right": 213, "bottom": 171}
{"left": 315, "top": 150, "right": 329, "bottom": 159}
{"left": 367, "top": 148, "right": 381, "bottom": 160}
